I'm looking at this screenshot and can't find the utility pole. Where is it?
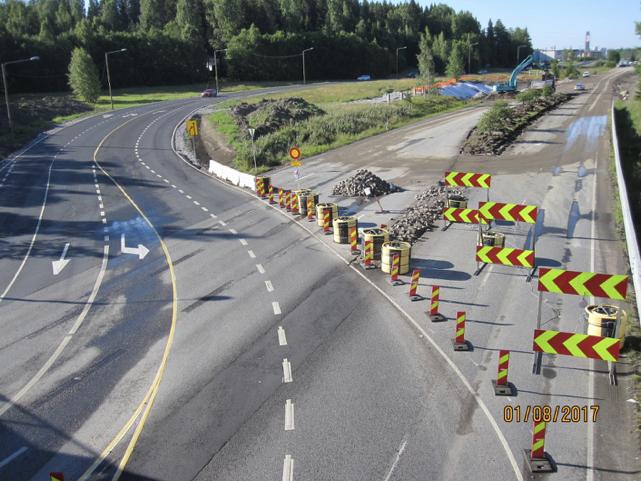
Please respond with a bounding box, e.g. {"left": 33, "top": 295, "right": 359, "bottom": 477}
{"left": 105, "top": 48, "right": 127, "bottom": 110}
{"left": 396, "top": 46, "right": 407, "bottom": 78}
{"left": 2, "top": 56, "right": 39, "bottom": 137}
{"left": 302, "top": 47, "right": 314, "bottom": 84}
{"left": 468, "top": 42, "right": 478, "bottom": 74}
{"left": 517, "top": 45, "right": 527, "bottom": 65}
{"left": 214, "top": 48, "right": 227, "bottom": 94}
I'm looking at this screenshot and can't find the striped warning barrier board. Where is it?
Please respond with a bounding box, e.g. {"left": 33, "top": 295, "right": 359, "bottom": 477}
{"left": 478, "top": 201, "right": 538, "bottom": 224}
{"left": 538, "top": 268, "right": 628, "bottom": 300}
{"left": 533, "top": 329, "right": 621, "bottom": 362}
{"left": 476, "top": 246, "right": 534, "bottom": 268}
{"left": 443, "top": 207, "right": 482, "bottom": 224}
{"left": 444, "top": 171, "right": 491, "bottom": 189}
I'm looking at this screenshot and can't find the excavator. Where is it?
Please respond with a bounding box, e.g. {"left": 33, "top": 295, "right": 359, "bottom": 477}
{"left": 492, "top": 54, "right": 533, "bottom": 93}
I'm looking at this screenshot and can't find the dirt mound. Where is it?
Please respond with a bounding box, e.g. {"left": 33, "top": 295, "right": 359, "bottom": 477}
{"left": 231, "top": 97, "right": 324, "bottom": 139}
{"left": 388, "top": 184, "right": 465, "bottom": 244}
{"left": 331, "top": 169, "right": 401, "bottom": 197}
{"left": 462, "top": 93, "right": 573, "bottom": 155}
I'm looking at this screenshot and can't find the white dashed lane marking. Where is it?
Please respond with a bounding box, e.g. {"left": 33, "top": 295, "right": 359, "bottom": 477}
{"left": 272, "top": 301, "right": 281, "bottom": 315}
{"left": 248, "top": 250, "right": 256, "bottom": 259}
{"left": 277, "top": 326, "right": 287, "bottom": 345}
{"left": 256, "top": 264, "right": 265, "bottom": 274}
{"left": 239, "top": 239, "right": 248, "bottom": 246}
{"left": 281, "top": 359, "right": 292, "bottom": 383}
{"left": 265, "top": 280, "right": 274, "bottom": 292}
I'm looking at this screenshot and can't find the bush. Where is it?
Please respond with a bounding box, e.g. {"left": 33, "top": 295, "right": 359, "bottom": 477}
{"left": 542, "top": 84, "right": 554, "bottom": 97}
{"left": 477, "top": 100, "right": 513, "bottom": 133}
{"left": 516, "top": 89, "right": 542, "bottom": 104}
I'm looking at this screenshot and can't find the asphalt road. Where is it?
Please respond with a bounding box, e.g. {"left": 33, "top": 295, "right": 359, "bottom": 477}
{"left": 0, "top": 71, "right": 638, "bottom": 481}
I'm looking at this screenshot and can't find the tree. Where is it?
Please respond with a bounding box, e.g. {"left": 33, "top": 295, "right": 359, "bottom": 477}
{"left": 68, "top": 47, "right": 101, "bottom": 103}
{"left": 416, "top": 27, "right": 434, "bottom": 84}
{"left": 140, "top": 0, "right": 166, "bottom": 29}
{"left": 607, "top": 49, "right": 621, "bottom": 64}
{"left": 446, "top": 39, "right": 465, "bottom": 79}
{"left": 551, "top": 59, "right": 560, "bottom": 79}
{"left": 176, "top": 0, "right": 204, "bottom": 42}
{"left": 87, "top": 0, "right": 100, "bottom": 18}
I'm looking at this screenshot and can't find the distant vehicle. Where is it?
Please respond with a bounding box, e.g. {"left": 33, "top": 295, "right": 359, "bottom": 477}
{"left": 478, "top": 69, "right": 489, "bottom": 74}
{"left": 356, "top": 74, "right": 371, "bottom": 81}
{"left": 201, "top": 88, "right": 217, "bottom": 97}
{"left": 582, "top": 71, "right": 591, "bottom": 77}
{"left": 406, "top": 71, "right": 417, "bottom": 78}
{"left": 574, "top": 83, "right": 586, "bottom": 91}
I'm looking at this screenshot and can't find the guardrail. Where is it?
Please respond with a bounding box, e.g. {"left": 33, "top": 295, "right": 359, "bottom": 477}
{"left": 610, "top": 102, "right": 641, "bottom": 322}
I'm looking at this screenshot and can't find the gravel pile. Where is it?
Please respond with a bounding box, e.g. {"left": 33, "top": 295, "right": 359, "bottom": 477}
{"left": 332, "top": 169, "right": 401, "bottom": 197}
{"left": 388, "top": 184, "right": 465, "bottom": 243}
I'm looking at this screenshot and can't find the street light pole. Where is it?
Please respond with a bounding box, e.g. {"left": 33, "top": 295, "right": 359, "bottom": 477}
{"left": 105, "top": 48, "right": 127, "bottom": 110}
{"left": 302, "top": 47, "right": 314, "bottom": 85}
{"left": 517, "top": 45, "right": 527, "bottom": 64}
{"left": 468, "top": 42, "right": 478, "bottom": 74}
{"left": 396, "top": 46, "right": 407, "bottom": 78}
{"left": 1, "top": 56, "right": 40, "bottom": 136}
{"left": 214, "top": 48, "right": 227, "bottom": 94}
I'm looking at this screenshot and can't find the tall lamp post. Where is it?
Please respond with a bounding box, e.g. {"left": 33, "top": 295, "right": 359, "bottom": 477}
{"left": 517, "top": 45, "right": 527, "bottom": 64}
{"left": 396, "top": 46, "right": 407, "bottom": 78}
{"left": 2, "top": 56, "right": 40, "bottom": 136}
{"left": 214, "top": 48, "right": 227, "bottom": 94}
{"left": 468, "top": 42, "right": 478, "bottom": 74}
{"left": 105, "top": 48, "right": 127, "bottom": 110}
{"left": 302, "top": 47, "right": 314, "bottom": 85}
{"left": 248, "top": 127, "right": 257, "bottom": 172}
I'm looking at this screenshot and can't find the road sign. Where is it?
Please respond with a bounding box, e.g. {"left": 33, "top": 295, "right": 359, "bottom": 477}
{"left": 532, "top": 329, "right": 621, "bottom": 362}
{"left": 478, "top": 201, "right": 538, "bottom": 224}
{"left": 443, "top": 207, "right": 483, "bottom": 224}
{"left": 289, "top": 146, "right": 301, "bottom": 160}
{"left": 290, "top": 161, "right": 301, "bottom": 167}
{"left": 538, "top": 267, "right": 628, "bottom": 300}
{"left": 186, "top": 119, "right": 199, "bottom": 137}
{"left": 444, "top": 171, "right": 491, "bottom": 189}
{"left": 476, "top": 245, "right": 534, "bottom": 268}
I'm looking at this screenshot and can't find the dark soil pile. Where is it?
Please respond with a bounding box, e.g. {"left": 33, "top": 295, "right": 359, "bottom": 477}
{"left": 231, "top": 97, "right": 324, "bottom": 139}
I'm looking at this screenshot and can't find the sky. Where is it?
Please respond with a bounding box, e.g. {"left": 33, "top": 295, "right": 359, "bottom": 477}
{"left": 415, "top": 0, "right": 641, "bottom": 49}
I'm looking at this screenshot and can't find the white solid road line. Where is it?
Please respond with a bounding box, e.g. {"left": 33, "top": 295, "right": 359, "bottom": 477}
{"left": 282, "top": 358, "right": 293, "bottom": 383}
{"left": 0, "top": 446, "right": 28, "bottom": 469}
{"left": 272, "top": 301, "right": 281, "bottom": 315}
{"left": 284, "top": 399, "right": 295, "bottom": 431}
{"left": 383, "top": 437, "right": 408, "bottom": 481}
{"left": 0, "top": 151, "right": 58, "bottom": 304}
{"left": 277, "top": 326, "right": 287, "bottom": 346}
{"left": 0, "top": 242, "right": 110, "bottom": 417}
{"left": 282, "top": 455, "right": 294, "bottom": 481}
{"left": 239, "top": 239, "right": 248, "bottom": 246}
{"left": 256, "top": 264, "right": 265, "bottom": 274}
{"left": 248, "top": 250, "right": 256, "bottom": 258}
{"left": 265, "top": 280, "right": 274, "bottom": 292}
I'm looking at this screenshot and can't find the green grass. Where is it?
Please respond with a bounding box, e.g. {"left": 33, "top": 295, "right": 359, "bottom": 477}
{"left": 207, "top": 92, "right": 470, "bottom": 173}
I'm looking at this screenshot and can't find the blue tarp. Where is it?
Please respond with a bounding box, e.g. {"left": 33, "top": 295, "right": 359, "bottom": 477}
{"left": 439, "top": 82, "right": 493, "bottom": 99}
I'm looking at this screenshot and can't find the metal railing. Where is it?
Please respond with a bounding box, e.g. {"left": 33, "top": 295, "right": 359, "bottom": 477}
{"left": 610, "top": 102, "right": 641, "bottom": 323}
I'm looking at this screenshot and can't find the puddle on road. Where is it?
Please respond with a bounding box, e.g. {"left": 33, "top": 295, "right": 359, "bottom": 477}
{"left": 565, "top": 115, "right": 607, "bottom": 151}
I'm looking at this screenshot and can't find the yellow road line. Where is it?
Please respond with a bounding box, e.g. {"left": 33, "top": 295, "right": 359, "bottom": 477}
{"left": 77, "top": 106, "right": 186, "bottom": 481}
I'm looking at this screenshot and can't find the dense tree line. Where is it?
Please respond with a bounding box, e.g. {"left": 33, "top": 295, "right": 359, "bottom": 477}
{"left": 0, "top": 0, "right": 532, "bottom": 93}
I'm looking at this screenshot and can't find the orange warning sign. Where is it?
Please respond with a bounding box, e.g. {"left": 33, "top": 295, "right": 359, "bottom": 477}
{"left": 289, "top": 146, "right": 301, "bottom": 160}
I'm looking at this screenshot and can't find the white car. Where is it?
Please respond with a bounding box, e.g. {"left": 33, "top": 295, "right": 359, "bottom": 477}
{"left": 356, "top": 74, "right": 371, "bottom": 81}
{"left": 574, "top": 83, "right": 586, "bottom": 91}
{"left": 582, "top": 71, "right": 590, "bottom": 77}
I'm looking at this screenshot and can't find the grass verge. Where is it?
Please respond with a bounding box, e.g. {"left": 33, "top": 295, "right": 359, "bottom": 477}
{"left": 206, "top": 92, "right": 470, "bottom": 173}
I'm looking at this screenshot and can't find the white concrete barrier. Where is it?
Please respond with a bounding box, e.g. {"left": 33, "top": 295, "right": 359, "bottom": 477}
{"left": 209, "top": 159, "right": 256, "bottom": 191}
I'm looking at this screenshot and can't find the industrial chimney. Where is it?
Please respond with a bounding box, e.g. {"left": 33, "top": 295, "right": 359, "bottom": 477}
{"left": 585, "top": 31, "right": 590, "bottom": 57}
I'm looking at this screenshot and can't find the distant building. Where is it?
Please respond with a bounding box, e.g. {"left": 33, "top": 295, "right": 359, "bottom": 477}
{"left": 585, "top": 31, "right": 590, "bottom": 57}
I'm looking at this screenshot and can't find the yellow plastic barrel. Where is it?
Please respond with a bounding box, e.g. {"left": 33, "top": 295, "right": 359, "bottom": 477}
{"left": 362, "top": 228, "right": 389, "bottom": 261}
{"left": 333, "top": 216, "right": 357, "bottom": 244}
{"left": 255, "top": 176, "right": 270, "bottom": 196}
{"left": 447, "top": 195, "right": 468, "bottom": 209}
{"left": 316, "top": 203, "right": 338, "bottom": 226}
{"left": 479, "top": 231, "right": 506, "bottom": 247}
{"left": 381, "top": 241, "right": 411, "bottom": 274}
{"left": 585, "top": 305, "right": 620, "bottom": 337}
{"left": 297, "top": 190, "right": 318, "bottom": 217}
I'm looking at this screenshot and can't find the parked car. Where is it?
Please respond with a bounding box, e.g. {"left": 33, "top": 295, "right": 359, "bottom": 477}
{"left": 356, "top": 74, "right": 371, "bottom": 81}
{"left": 201, "top": 88, "right": 217, "bottom": 97}
{"left": 478, "top": 69, "right": 489, "bottom": 74}
{"left": 582, "top": 71, "right": 591, "bottom": 77}
{"left": 574, "top": 83, "right": 586, "bottom": 91}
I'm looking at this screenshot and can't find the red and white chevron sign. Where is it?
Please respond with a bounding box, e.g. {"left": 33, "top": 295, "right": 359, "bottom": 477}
{"left": 444, "top": 171, "right": 491, "bottom": 189}
{"left": 478, "top": 201, "right": 538, "bottom": 224}
{"left": 475, "top": 246, "right": 535, "bottom": 268}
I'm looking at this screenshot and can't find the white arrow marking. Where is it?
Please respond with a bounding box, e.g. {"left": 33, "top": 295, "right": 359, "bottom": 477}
{"left": 52, "top": 243, "right": 71, "bottom": 275}
{"left": 122, "top": 113, "right": 138, "bottom": 118}
{"left": 102, "top": 114, "right": 113, "bottom": 118}
{"left": 120, "top": 233, "right": 149, "bottom": 260}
